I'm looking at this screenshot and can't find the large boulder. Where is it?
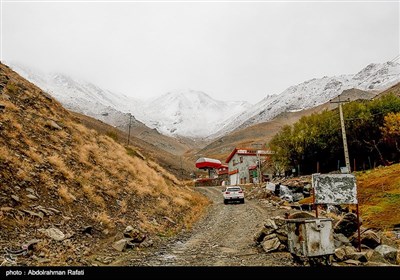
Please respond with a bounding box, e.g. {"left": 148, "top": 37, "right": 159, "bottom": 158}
{"left": 334, "top": 213, "right": 360, "bottom": 237}
{"left": 352, "top": 229, "right": 381, "bottom": 249}
{"left": 366, "top": 249, "right": 389, "bottom": 264}
{"left": 262, "top": 234, "right": 281, "bottom": 253}
{"left": 333, "top": 233, "right": 352, "bottom": 248}
{"left": 375, "top": 245, "right": 398, "bottom": 264}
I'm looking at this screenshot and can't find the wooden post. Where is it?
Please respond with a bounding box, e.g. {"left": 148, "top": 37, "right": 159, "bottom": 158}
{"left": 356, "top": 203, "right": 361, "bottom": 252}
{"left": 312, "top": 187, "right": 319, "bottom": 218}
{"left": 353, "top": 158, "right": 356, "bottom": 172}
{"left": 317, "top": 161, "right": 320, "bottom": 173}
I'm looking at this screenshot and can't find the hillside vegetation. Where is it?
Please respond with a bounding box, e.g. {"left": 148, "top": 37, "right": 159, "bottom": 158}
{"left": 269, "top": 93, "right": 400, "bottom": 174}
{"left": 196, "top": 88, "right": 377, "bottom": 162}
{"left": 357, "top": 163, "right": 400, "bottom": 230}
{"left": 0, "top": 63, "right": 209, "bottom": 265}
{"left": 70, "top": 112, "right": 198, "bottom": 180}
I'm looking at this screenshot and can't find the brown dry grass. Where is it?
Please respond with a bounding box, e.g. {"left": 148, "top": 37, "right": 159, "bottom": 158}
{"left": 92, "top": 211, "right": 114, "bottom": 229}
{"left": 58, "top": 185, "right": 76, "bottom": 204}
{"left": 0, "top": 146, "right": 13, "bottom": 162}
{"left": 0, "top": 63, "right": 210, "bottom": 255}
{"left": 357, "top": 163, "right": 400, "bottom": 230}
{"left": 25, "top": 148, "right": 44, "bottom": 164}
{"left": 48, "top": 155, "right": 74, "bottom": 179}
{"left": 82, "top": 183, "right": 105, "bottom": 207}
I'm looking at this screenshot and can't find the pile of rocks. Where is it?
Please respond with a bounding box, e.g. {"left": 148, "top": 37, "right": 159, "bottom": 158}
{"left": 254, "top": 212, "right": 400, "bottom": 266}
{"left": 112, "top": 226, "right": 153, "bottom": 252}
{"left": 332, "top": 213, "right": 399, "bottom": 265}
{"left": 254, "top": 217, "right": 288, "bottom": 253}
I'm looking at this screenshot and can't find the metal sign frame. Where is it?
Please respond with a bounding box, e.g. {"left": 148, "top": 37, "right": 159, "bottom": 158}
{"left": 312, "top": 173, "right": 361, "bottom": 252}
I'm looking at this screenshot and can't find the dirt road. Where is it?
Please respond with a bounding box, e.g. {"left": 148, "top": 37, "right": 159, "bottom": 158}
{"left": 125, "top": 186, "right": 296, "bottom": 266}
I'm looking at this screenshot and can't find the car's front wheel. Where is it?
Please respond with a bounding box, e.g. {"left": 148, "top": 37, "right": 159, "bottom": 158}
{"left": 224, "top": 199, "right": 228, "bottom": 205}
{"left": 240, "top": 198, "right": 245, "bottom": 204}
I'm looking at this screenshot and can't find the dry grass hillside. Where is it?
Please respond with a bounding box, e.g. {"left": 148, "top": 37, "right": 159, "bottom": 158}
{"left": 196, "top": 88, "right": 374, "bottom": 162}
{"left": 298, "top": 163, "right": 400, "bottom": 231}
{"left": 70, "top": 112, "right": 198, "bottom": 179}
{"left": 357, "top": 163, "right": 400, "bottom": 230}
{"left": 0, "top": 62, "right": 209, "bottom": 266}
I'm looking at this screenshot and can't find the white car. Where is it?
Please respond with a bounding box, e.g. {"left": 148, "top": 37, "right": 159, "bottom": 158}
{"left": 223, "top": 186, "right": 245, "bottom": 204}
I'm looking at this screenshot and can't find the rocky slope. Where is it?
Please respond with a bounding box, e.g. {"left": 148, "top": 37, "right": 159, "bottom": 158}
{"left": 0, "top": 62, "right": 209, "bottom": 266}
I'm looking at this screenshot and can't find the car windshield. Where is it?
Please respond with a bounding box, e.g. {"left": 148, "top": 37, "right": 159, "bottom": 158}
{"left": 227, "top": 187, "right": 241, "bottom": 192}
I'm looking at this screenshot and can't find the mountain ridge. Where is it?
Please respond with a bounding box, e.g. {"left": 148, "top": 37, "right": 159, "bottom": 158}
{"left": 8, "top": 61, "right": 400, "bottom": 140}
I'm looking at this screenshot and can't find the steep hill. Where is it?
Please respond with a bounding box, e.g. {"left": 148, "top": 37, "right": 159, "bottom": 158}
{"left": 0, "top": 62, "right": 208, "bottom": 266}
{"left": 9, "top": 64, "right": 200, "bottom": 154}
{"left": 70, "top": 111, "right": 200, "bottom": 179}
{"left": 357, "top": 163, "right": 400, "bottom": 230}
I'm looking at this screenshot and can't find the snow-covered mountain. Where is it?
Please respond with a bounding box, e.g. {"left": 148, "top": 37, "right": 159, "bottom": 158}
{"left": 8, "top": 64, "right": 143, "bottom": 119}
{"left": 134, "top": 89, "right": 251, "bottom": 138}
{"left": 211, "top": 61, "right": 400, "bottom": 138}
{"left": 8, "top": 61, "right": 399, "bottom": 140}
{"left": 7, "top": 63, "right": 251, "bottom": 138}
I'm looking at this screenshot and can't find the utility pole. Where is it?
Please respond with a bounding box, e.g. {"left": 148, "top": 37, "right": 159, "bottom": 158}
{"left": 252, "top": 143, "right": 263, "bottom": 185}
{"left": 127, "top": 113, "right": 132, "bottom": 145}
{"left": 331, "top": 97, "right": 351, "bottom": 173}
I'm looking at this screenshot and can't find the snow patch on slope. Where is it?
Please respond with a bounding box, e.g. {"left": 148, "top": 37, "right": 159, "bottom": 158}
{"left": 211, "top": 61, "right": 400, "bottom": 138}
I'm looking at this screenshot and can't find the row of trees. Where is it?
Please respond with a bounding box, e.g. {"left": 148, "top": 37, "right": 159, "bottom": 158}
{"left": 268, "top": 94, "right": 400, "bottom": 175}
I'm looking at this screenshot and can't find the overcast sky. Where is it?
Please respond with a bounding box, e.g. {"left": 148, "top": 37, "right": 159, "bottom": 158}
{"left": 1, "top": 1, "right": 399, "bottom": 103}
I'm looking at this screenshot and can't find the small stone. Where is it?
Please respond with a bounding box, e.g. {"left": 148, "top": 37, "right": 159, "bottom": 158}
{"left": 334, "top": 248, "right": 346, "bottom": 261}
{"left": 11, "top": 195, "right": 20, "bottom": 202}
{"left": 22, "top": 210, "right": 43, "bottom": 219}
{"left": 26, "top": 188, "right": 35, "bottom": 194}
{"left": 343, "top": 259, "right": 361, "bottom": 266}
{"left": 124, "top": 225, "right": 134, "bottom": 232}
{"left": 264, "top": 219, "right": 278, "bottom": 230}
{"left": 47, "top": 207, "right": 61, "bottom": 214}
{"left": 261, "top": 237, "right": 280, "bottom": 253}
{"left": 26, "top": 194, "right": 38, "bottom": 200}
{"left": 348, "top": 252, "right": 368, "bottom": 262}
{"left": 82, "top": 225, "right": 93, "bottom": 234}
{"left": 112, "top": 239, "right": 128, "bottom": 252}
{"left": 45, "top": 227, "right": 65, "bottom": 241}
{"left": 46, "top": 120, "right": 62, "bottom": 130}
